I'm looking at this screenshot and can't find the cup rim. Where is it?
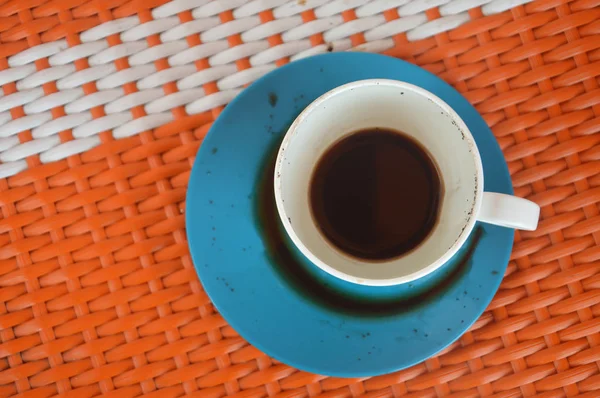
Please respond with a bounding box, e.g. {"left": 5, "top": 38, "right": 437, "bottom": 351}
{"left": 274, "top": 79, "right": 484, "bottom": 286}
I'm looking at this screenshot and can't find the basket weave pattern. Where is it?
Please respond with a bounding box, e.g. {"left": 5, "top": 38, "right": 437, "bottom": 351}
{"left": 0, "top": 0, "right": 533, "bottom": 177}
{"left": 1, "top": 0, "right": 600, "bottom": 396}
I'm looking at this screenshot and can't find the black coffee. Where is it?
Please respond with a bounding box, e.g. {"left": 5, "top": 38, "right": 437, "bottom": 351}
{"left": 310, "top": 128, "right": 442, "bottom": 261}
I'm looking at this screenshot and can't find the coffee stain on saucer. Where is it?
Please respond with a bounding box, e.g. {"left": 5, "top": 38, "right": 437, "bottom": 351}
{"left": 254, "top": 135, "right": 486, "bottom": 318}
{"left": 268, "top": 92, "right": 278, "bottom": 107}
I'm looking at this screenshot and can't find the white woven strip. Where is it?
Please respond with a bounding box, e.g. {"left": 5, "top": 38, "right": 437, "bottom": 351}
{"left": 0, "top": 0, "right": 533, "bottom": 178}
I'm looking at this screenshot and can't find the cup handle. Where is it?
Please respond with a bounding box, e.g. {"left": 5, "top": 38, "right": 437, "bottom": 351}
{"left": 477, "top": 192, "right": 540, "bottom": 231}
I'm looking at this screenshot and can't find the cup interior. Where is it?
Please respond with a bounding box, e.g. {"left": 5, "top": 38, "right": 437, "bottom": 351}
{"left": 275, "top": 80, "right": 482, "bottom": 285}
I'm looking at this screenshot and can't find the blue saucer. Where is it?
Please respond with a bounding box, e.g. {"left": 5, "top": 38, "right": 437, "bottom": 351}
{"left": 186, "top": 53, "right": 514, "bottom": 377}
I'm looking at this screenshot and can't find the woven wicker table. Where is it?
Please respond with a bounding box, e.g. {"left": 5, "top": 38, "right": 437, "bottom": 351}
{"left": 1, "top": 0, "right": 599, "bottom": 396}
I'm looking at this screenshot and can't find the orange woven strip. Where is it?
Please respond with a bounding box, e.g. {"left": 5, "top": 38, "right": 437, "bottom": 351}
{"left": 1, "top": 0, "right": 600, "bottom": 397}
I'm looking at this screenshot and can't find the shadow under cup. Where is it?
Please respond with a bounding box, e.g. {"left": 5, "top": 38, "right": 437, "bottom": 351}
{"left": 275, "top": 80, "right": 482, "bottom": 286}
{"left": 257, "top": 136, "right": 486, "bottom": 317}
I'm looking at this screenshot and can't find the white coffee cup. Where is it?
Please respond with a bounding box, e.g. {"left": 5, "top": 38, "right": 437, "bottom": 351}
{"left": 274, "top": 79, "right": 539, "bottom": 286}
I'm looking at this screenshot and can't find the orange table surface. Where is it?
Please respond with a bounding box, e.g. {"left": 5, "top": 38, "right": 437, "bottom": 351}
{"left": 1, "top": 0, "right": 600, "bottom": 396}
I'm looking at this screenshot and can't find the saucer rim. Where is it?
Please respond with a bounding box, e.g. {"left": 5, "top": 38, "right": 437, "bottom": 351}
{"left": 186, "top": 52, "right": 514, "bottom": 377}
